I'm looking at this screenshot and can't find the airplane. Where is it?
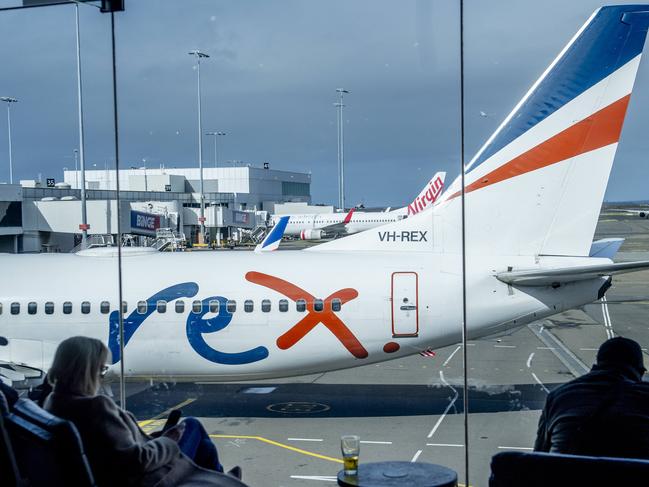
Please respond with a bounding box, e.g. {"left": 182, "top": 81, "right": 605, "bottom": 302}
{"left": 271, "top": 171, "right": 445, "bottom": 240}
{"left": 1, "top": 5, "right": 649, "bottom": 386}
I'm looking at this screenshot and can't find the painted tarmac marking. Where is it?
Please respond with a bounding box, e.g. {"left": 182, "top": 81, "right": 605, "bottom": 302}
{"left": 536, "top": 347, "right": 555, "bottom": 350}
{"left": 288, "top": 438, "right": 323, "bottom": 442}
{"left": 290, "top": 475, "right": 337, "bottom": 482}
{"left": 443, "top": 346, "right": 461, "bottom": 366}
{"left": 526, "top": 352, "right": 535, "bottom": 369}
{"left": 411, "top": 449, "right": 423, "bottom": 462}
{"left": 579, "top": 348, "right": 598, "bottom": 351}
{"left": 498, "top": 446, "right": 534, "bottom": 451}
{"left": 601, "top": 296, "right": 615, "bottom": 339}
{"left": 426, "top": 443, "right": 463, "bottom": 447}
{"left": 531, "top": 372, "right": 550, "bottom": 393}
{"left": 427, "top": 371, "right": 459, "bottom": 439}
{"left": 494, "top": 345, "right": 516, "bottom": 348}
{"left": 360, "top": 440, "right": 392, "bottom": 445}
{"left": 210, "top": 434, "right": 343, "bottom": 464}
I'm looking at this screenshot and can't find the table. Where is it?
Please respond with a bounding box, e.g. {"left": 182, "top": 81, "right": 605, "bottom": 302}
{"left": 337, "top": 461, "right": 457, "bottom": 487}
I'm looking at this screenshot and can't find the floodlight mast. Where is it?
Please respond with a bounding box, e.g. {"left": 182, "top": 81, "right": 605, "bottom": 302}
{"left": 0, "top": 97, "right": 17, "bottom": 185}
{"left": 335, "top": 88, "right": 349, "bottom": 210}
{"left": 205, "top": 131, "right": 226, "bottom": 168}
{"left": 189, "top": 49, "right": 210, "bottom": 244}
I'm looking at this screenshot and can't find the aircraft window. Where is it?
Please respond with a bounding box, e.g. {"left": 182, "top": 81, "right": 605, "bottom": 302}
{"left": 63, "top": 302, "right": 72, "bottom": 314}
{"left": 261, "top": 299, "right": 271, "bottom": 312}
{"left": 192, "top": 300, "right": 202, "bottom": 314}
{"left": 10, "top": 302, "right": 19, "bottom": 315}
{"left": 244, "top": 300, "right": 254, "bottom": 313}
{"left": 157, "top": 300, "right": 167, "bottom": 313}
{"left": 226, "top": 300, "right": 236, "bottom": 313}
{"left": 175, "top": 300, "right": 185, "bottom": 313}
{"left": 279, "top": 299, "right": 289, "bottom": 312}
{"left": 296, "top": 299, "right": 306, "bottom": 312}
{"left": 209, "top": 300, "right": 219, "bottom": 314}
{"left": 314, "top": 299, "right": 324, "bottom": 312}
{"left": 81, "top": 301, "right": 91, "bottom": 314}
{"left": 45, "top": 302, "right": 55, "bottom": 315}
{"left": 137, "top": 301, "right": 147, "bottom": 314}
{"left": 100, "top": 301, "right": 110, "bottom": 314}
{"left": 331, "top": 298, "right": 342, "bottom": 312}
{"left": 122, "top": 301, "right": 128, "bottom": 313}
{"left": 27, "top": 302, "right": 37, "bottom": 315}
{"left": 0, "top": 303, "right": 2, "bottom": 315}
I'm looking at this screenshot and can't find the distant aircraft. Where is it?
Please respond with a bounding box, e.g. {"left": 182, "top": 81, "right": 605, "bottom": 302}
{"left": 272, "top": 171, "right": 445, "bottom": 240}
{"left": 1, "top": 5, "right": 649, "bottom": 386}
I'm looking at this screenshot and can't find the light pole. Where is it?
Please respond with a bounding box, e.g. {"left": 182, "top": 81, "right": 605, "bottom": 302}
{"left": 205, "top": 131, "right": 226, "bottom": 168}
{"left": 73, "top": 149, "right": 79, "bottom": 188}
{"left": 335, "top": 88, "right": 349, "bottom": 210}
{"left": 75, "top": 2, "right": 89, "bottom": 248}
{"left": 189, "top": 49, "right": 209, "bottom": 244}
{"left": 1, "top": 97, "right": 17, "bottom": 184}
{"left": 142, "top": 158, "right": 148, "bottom": 192}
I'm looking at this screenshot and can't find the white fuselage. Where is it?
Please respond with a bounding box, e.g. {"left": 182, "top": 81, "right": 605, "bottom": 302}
{"left": 0, "top": 250, "right": 607, "bottom": 381}
{"left": 272, "top": 211, "right": 405, "bottom": 237}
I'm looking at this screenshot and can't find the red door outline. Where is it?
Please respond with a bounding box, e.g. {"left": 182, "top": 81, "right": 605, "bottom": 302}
{"left": 391, "top": 272, "right": 419, "bottom": 337}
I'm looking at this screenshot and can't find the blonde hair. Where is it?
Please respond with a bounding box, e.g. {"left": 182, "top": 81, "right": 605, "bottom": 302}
{"left": 48, "top": 336, "right": 109, "bottom": 396}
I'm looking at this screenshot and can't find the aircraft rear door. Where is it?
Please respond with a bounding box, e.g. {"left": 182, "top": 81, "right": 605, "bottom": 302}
{"left": 391, "top": 272, "right": 419, "bottom": 337}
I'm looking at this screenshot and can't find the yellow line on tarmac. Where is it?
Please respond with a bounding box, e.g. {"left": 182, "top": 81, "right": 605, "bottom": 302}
{"left": 138, "top": 397, "right": 197, "bottom": 428}
{"left": 210, "top": 434, "right": 343, "bottom": 464}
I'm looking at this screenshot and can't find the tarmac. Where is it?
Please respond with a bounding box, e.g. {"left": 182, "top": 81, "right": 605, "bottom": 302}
{"left": 127, "top": 210, "right": 649, "bottom": 486}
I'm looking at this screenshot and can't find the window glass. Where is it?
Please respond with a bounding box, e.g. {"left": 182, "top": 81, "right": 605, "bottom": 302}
{"left": 27, "top": 302, "right": 37, "bottom": 315}
{"left": 226, "top": 300, "right": 237, "bottom": 313}
{"left": 122, "top": 301, "right": 128, "bottom": 313}
{"left": 62, "top": 302, "right": 72, "bottom": 315}
{"left": 331, "top": 298, "right": 342, "bottom": 312}
{"left": 10, "top": 302, "right": 19, "bottom": 315}
{"left": 279, "top": 299, "right": 288, "bottom": 312}
{"left": 45, "top": 302, "right": 54, "bottom": 315}
{"left": 314, "top": 299, "right": 324, "bottom": 312}
{"left": 296, "top": 299, "right": 306, "bottom": 312}
{"left": 81, "top": 301, "right": 91, "bottom": 314}
{"left": 137, "top": 300, "right": 147, "bottom": 314}
{"left": 244, "top": 300, "right": 254, "bottom": 313}
{"left": 175, "top": 300, "right": 185, "bottom": 313}
{"left": 209, "top": 300, "right": 219, "bottom": 314}
{"left": 261, "top": 299, "right": 271, "bottom": 312}
{"left": 192, "top": 300, "right": 202, "bottom": 314}
{"left": 0, "top": 303, "right": 2, "bottom": 315}
{"left": 100, "top": 301, "right": 110, "bottom": 314}
{"left": 157, "top": 300, "right": 167, "bottom": 313}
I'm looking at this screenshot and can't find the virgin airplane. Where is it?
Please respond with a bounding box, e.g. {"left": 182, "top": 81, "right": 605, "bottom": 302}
{"left": 271, "top": 171, "right": 445, "bottom": 240}
{"left": 2, "top": 5, "right": 649, "bottom": 385}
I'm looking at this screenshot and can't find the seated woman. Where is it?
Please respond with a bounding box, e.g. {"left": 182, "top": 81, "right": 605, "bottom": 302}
{"left": 44, "top": 336, "right": 246, "bottom": 487}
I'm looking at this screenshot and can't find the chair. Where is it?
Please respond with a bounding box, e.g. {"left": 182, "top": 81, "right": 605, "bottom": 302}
{"left": 490, "top": 450, "right": 649, "bottom": 487}
{"left": 4, "top": 397, "right": 96, "bottom": 487}
{"left": 0, "top": 389, "right": 23, "bottom": 487}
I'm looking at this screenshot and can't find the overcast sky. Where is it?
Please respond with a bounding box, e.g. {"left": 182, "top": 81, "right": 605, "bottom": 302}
{"left": 0, "top": 0, "right": 648, "bottom": 205}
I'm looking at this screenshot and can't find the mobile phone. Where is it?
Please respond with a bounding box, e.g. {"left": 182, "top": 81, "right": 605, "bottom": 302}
{"left": 162, "top": 409, "right": 182, "bottom": 432}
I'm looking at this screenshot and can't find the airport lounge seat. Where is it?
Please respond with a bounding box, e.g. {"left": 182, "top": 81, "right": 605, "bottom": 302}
{"left": 489, "top": 450, "right": 649, "bottom": 487}
{"left": 3, "top": 397, "right": 96, "bottom": 487}
{"left": 0, "top": 389, "right": 24, "bottom": 486}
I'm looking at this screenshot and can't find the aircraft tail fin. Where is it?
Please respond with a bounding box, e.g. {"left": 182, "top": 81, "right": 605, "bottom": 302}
{"left": 436, "top": 5, "right": 649, "bottom": 257}
{"left": 255, "top": 216, "right": 289, "bottom": 252}
{"left": 310, "top": 6, "right": 649, "bottom": 255}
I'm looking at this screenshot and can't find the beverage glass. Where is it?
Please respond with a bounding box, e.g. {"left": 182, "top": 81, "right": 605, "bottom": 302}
{"left": 341, "top": 435, "right": 360, "bottom": 476}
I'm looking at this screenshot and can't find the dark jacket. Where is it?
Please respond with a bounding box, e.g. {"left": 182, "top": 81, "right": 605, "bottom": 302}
{"left": 44, "top": 390, "right": 247, "bottom": 487}
{"left": 534, "top": 365, "right": 649, "bottom": 458}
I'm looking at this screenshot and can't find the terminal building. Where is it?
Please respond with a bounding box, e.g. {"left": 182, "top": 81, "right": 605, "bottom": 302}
{"left": 0, "top": 164, "right": 311, "bottom": 253}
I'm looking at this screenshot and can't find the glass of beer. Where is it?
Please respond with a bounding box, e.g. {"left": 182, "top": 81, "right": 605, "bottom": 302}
{"left": 341, "top": 435, "right": 360, "bottom": 476}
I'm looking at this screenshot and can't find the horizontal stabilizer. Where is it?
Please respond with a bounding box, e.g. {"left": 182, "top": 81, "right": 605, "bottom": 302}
{"left": 589, "top": 238, "right": 625, "bottom": 258}
{"left": 497, "top": 260, "right": 649, "bottom": 286}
